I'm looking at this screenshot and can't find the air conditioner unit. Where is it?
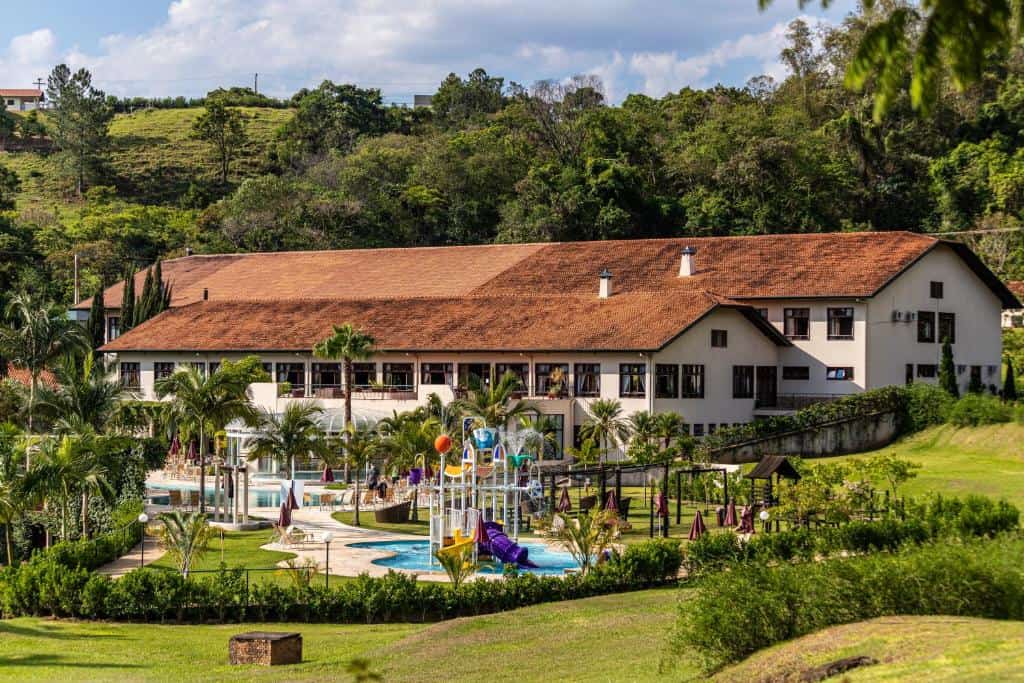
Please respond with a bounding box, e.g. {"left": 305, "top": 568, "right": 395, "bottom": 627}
{"left": 905, "top": 311, "right": 917, "bottom": 321}
{"left": 891, "top": 310, "right": 904, "bottom": 322}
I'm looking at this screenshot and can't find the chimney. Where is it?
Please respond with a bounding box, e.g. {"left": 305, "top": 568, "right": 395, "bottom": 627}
{"left": 679, "top": 246, "right": 697, "bottom": 277}
{"left": 202, "top": 288, "right": 209, "bottom": 301}
{"left": 598, "top": 268, "right": 613, "bottom": 299}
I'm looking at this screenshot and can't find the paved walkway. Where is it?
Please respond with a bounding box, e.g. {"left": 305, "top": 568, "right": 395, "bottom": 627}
{"left": 96, "top": 536, "right": 166, "bottom": 578}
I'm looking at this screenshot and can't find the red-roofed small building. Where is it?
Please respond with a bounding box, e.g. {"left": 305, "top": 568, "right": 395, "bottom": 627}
{"left": 1, "top": 89, "right": 44, "bottom": 112}
{"left": 1004, "top": 281, "right": 1024, "bottom": 328}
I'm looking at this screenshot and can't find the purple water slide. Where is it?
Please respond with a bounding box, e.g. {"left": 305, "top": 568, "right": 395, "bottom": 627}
{"left": 482, "top": 521, "right": 538, "bottom": 568}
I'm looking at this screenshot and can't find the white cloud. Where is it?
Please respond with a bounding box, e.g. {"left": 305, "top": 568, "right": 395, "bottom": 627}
{"left": 0, "top": 3, "right": 847, "bottom": 102}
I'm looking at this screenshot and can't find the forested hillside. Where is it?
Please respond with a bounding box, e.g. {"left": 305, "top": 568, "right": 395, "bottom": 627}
{"left": 4, "top": 5, "right": 1024, "bottom": 307}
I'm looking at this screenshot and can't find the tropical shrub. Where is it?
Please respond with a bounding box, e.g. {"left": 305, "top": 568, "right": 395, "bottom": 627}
{"left": 672, "top": 537, "right": 1024, "bottom": 672}
{"left": 613, "top": 537, "right": 684, "bottom": 584}
{"left": 947, "top": 393, "right": 1012, "bottom": 426}
{"left": 901, "top": 382, "right": 955, "bottom": 431}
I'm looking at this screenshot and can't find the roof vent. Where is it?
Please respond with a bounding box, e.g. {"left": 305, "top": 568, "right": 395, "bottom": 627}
{"left": 202, "top": 288, "right": 209, "bottom": 301}
{"left": 679, "top": 246, "right": 697, "bottom": 277}
{"left": 599, "top": 268, "right": 613, "bottom": 299}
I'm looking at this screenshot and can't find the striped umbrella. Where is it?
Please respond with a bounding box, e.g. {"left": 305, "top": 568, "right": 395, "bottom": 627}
{"left": 688, "top": 510, "right": 707, "bottom": 540}
{"left": 556, "top": 486, "right": 572, "bottom": 513}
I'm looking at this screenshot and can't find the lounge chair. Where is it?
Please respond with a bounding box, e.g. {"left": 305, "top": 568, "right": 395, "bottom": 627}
{"left": 319, "top": 493, "right": 335, "bottom": 511}
{"left": 169, "top": 489, "right": 183, "bottom": 508}
{"left": 579, "top": 495, "right": 597, "bottom": 514}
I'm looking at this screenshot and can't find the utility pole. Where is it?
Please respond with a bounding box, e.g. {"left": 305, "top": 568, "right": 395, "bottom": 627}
{"left": 33, "top": 77, "right": 44, "bottom": 91}
{"left": 73, "top": 252, "right": 80, "bottom": 303}
{"left": 254, "top": 73, "right": 258, "bottom": 95}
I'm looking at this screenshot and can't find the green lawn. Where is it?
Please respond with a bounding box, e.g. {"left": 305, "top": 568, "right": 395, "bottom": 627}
{"left": 821, "top": 423, "right": 1024, "bottom": 508}
{"left": 0, "top": 588, "right": 690, "bottom": 682}
{"left": 716, "top": 615, "right": 1024, "bottom": 682}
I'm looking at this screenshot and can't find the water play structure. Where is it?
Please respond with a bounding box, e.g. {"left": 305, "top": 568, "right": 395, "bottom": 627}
{"left": 425, "top": 420, "right": 545, "bottom": 569}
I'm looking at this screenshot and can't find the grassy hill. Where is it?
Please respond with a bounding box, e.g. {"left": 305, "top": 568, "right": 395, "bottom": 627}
{"left": 1, "top": 106, "right": 292, "bottom": 208}
{"left": 824, "top": 423, "right": 1024, "bottom": 507}
{"left": 716, "top": 615, "right": 1024, "bottom": 681}
{"left": 0, "top": 588, "right": 686, "bottom": 682}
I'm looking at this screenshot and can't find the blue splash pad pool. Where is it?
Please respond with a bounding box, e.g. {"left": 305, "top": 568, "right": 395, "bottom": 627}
{"left": 350, "top": 540, "right": 579, "bottom": 576}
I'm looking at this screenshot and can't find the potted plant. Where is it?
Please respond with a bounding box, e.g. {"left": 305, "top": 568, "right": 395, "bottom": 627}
{"left": 277, "top": 381, "right": 292, "bottom": 397}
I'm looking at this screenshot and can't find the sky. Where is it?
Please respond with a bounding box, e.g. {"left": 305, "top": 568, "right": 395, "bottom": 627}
{"left": 0, "top": 0, "right": 857, "bottom": 104}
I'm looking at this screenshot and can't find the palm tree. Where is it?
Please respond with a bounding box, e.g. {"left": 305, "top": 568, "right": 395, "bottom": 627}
{"left": 0, "top": 423, "right": 27, "bottom": 564}
{"left": 245, "top": 401, "right": 328, "bottom": 479}
{"left": 37, "top": 354, "right": 121, "bottom": 434}
{"left": 549, "top": 506, "right": 619, "bottom": 576}
{"left": 580, "top": 399, "right": 631, "bottom": 465}
{"left": 454, "top": 371, "right": 533, "bottom": 429}
{"left": 566, "top": 437, "right": 601, "bottom": 470}
{"left": 0, "top": 293, "right": 88, "bottom": 445}
{"left": 24, "top": 433, "right": 112, "bottom": 542}
{"left": 343, "top": 421, "right": 383, "bottom": 527}
{"left": 628, "top": 410, "right": 657, "bottom": 447}
{"left": 313, "top": 323, "right": 375, "bottom": 480}
{"left": 654, "top": 412, "right": 685, "bottom": 450}
{"left": 155, "top": 363, "right": 260, "bottom": 514}
{"left": 156, "top": 510, "right": 211, "bottom": 577}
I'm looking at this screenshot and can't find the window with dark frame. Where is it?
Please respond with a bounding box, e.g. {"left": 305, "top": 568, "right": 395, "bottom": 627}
{"left": 784, "top": 308, "right": 810, "bottom": 339}
{"left": 208, "top": 361, "right": 221, "bottom": 376}
{"left": 276, "top": 362, "right": 304, "bottom": 387}
{"left": 119, "top": 362, "right": 141, "bottom": 390}
{"left": 930, "top": 281, "right": 944, "bottom": 299}
{"left": 260, "top": 362, "right": 273, "bottom": 378}
{"left": 154, "top": 362, "right": 176, "bottom": 381}
{"left": 692, "top": 423, "right": 705, "bottom": 437}
{"left": 655, "top": 364, "right": 679, "bottom": 398}
{"left": 353, "top": 362, "right": 376, "bottom": 388}
{"left": 190, "top": 361, "right": 206, "bottom": 378}
{"left": 732, "top": 365, "right": 755, "bottom": 398}
{"left": 918, "top": 311, "right": 936, "bottom": 343}
{"left": 420, "top": 362, "right": 453, "bottom": 385}
{"left": 782, "top": 366, "right": 810, "bottom": 380}
{"left": 619, "top": 363, "right": 646, "bottom": 398}
{"left": 106, "top": 316, "right": 120, "bottom": 342}
{"left": 710, "top": 329, "right": 728, "bottom": 347}
{"left": 457, "top": 363, "right": 492, "bottom": 389}
{"left": 495, "top": 363, "right": 529, "bottom": 392}
{"left": 681, "top": 364, "right": 705, "bottom": 398}
{"left": 535, "top": 363, "right": 569, "bottom": 396}
{"left": 756, "top": 308, "right": 769, "bottom": 319}
{"left": 917, "top": 364, "right": 938, "bottom": 378}
{"left": 938, "top": 312, "right": 956, "bottom": 344}
{"left": 826, "top": 367, "right": 854, "bottom": 381}
{"left": 573, "top": 363, "right": 601, "bottom": 397}
{"left": 383, "top": 363, "right": 414, "bottom": 390}
{"left": 312, "top": 362, "right": 342, "bottom": 388}
{"left": 708, "top": 423, "right": 717, "bottom": 435}
{"left": 827, "top": 307, "right": 854, "bottom": 340}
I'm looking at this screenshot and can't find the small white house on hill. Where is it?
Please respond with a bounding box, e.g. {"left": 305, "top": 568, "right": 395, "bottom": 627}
{"left": 2, "top": 89, "right": 44, "bottom": 112}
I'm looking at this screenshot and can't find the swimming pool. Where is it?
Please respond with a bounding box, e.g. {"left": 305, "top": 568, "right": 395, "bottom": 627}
{"left": 350, "top": 539, "right": 580, "bottom": 576}
{"left": 147, "top": 483, "right": 323, "bottom": 509}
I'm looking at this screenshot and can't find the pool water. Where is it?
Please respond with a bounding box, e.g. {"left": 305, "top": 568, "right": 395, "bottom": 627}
{"left": 147, "top": 483, "right": 322, "bottom": 509}
{"left": 350, "top": 539, "right": 580, "bottom": 576}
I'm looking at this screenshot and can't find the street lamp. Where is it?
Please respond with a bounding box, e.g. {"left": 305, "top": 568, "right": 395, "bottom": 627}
{"left": 759, "top": 509, "right": 770, "bottom": 533}
{"left": 137, "top": 513, "right": 149, "bottom": 568}
{"left": 323, "top": 531, "right": 335, "bottom": 589}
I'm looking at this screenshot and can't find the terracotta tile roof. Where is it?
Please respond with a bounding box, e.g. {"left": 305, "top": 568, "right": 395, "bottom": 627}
{"left": 1007, "top": 281, "right": 1024, "bottom": 302}
{"left": 0, "top": 89, "right": 42, "bottom": 98}
{"left": 93, "top": 231, "right": 1014, "bottom": 353}
{"left": 101, "top": 292, "right": 774, "bottom": 353}
{"left": 2, "top": 363, "right": 57, "bottom": 389}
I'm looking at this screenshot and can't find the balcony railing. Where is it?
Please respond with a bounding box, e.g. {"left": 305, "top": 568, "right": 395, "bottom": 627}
{"left": 281, "top": 385, "right": 417, "bottom": 400}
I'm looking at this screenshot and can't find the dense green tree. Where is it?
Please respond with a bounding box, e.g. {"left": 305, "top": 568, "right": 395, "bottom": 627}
{"left": 246, "top": 401, "right": 328, "bottom": 479}
{"left": 1005, "top": 357, "right": 1018, "bottom": 401}
{"left": 939, "top": 338, "right": 959, "bottom": 398}
{"left": 120, "top": 270, "right": 135, "bottom": 334}
{"left": 46, "top": 64, "right": 113, "bottom": 195}
{"left": 0, "top": 113, "right": 14, "bottom": 151}
{"left": 432, "top": 68, "right": 505, "bottom": 128}
{"left": 0, "top": 165, "right": 18, "bottom": 211}
{"left": 85, "top": 283, "right": 105, "bottom": 353}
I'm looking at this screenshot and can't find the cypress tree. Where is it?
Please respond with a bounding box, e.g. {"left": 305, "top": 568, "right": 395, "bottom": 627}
{"left": 120, "top": 270, "right": 136, "bottom": 333}
{"left": 86, "top": 282, "right": 106, "bottom": 352}
{"left": 1005, "top": 358, "right": 1018, "bottom": 401}
{"left": 154, "top": 259, "right": 171, "bottom": 312}
{"left": 939, "top": 337, "right": 959, "bottom": 398}
{"left": 136, "top": 267, "right": 155, "bottom": 327}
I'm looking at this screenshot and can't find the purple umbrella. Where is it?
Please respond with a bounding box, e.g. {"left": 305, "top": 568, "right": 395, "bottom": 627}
{"left": 277, "top": 501, "right": 291, "bottom": 527}
{"left": 321, "top": 465, "right": 335, "bottom": 483}
{"left": 556, "top": 487, "right": 572, "bottom": 513}
{"left": 738, "top": 505, "right": 755, "bottom": 534}
{"left": 168, "top": 435, "right": 180, "bottom": 458}
{"left": 724, "top": 500, "right": 737, "bottom": 527}
{"left": 187, "top": 440, "right": 197, "bottom": 464}
{"left": 688, "top": 509, "right": 707, "bottom": 540}
{"left": 654, "top": 492, "right": 668, "bottom": 516}
{"left": 287, "top": 481, "right": 299, "bottom": 510}
{"left": 226, "top": 469, "right": 234, "bottom": 499}
{"left": 604, "top": 489, "right": 618, "bottom": 513}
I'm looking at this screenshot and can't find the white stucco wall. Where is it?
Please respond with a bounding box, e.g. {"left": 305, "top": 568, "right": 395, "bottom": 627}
{"left": 866, "top": 244, "right": 1003, "bottom": 393}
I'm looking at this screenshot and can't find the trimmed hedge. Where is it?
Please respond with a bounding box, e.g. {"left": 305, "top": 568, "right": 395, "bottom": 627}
{"left": 673, "top": 536, "right": 1024, "bottom": 671}
{"left": 684, "top": 495, "right": 1019, "bottom": 575}
{"left": 43, "top": 524, "right": 143, "bottom": 571}
{"left": 0, "top": 537, "right": 683, "bottom": 623}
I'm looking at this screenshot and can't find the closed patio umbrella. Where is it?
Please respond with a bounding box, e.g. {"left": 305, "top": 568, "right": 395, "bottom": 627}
{"left": 287, "top": 481, "right": 299, "bottom": 510}
{"left": 724, "top": 500, "right": 737, "bottom": 527}
{"left": 277, "top": 501, "right": 291, "bottom": 527}
{"left": 654, "top": 491, "right": 667, "bottom": 517}
{"left": 473, "top": 517, "right": 490, "bottom": 545}
{"left": 321, "top": 465, "right": 335, "bottom": 483}
{"left": 688, "top": 509, "right": 707, "bottom": 540}
{"left": 226, "top": 468, "right": 234, "bottom": 499}
{"left": 738, "top": 505, "right": 755, "bottom": 533}
{"left": 604, "top": 489, "right": 618, "bottom": 513}
{"left": 168, "top": 435, "right": 180, "bottom": 458}
{"left": 187, "top": 440, "right": 197, "bottom": 464}
{"left": 556, "top": 486, "right": 572, "bottom": 513}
